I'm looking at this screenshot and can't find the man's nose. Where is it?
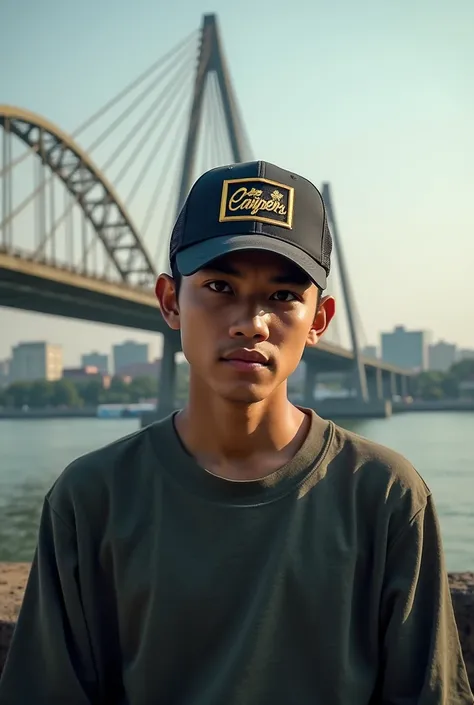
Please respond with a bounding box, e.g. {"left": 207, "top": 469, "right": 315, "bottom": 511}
{"left": 228, "top": 307, "right": 270, "bottom": 341}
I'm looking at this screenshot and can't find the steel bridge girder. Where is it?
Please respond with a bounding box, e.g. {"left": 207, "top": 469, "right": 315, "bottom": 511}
{"left": 0, "top": 105, "right": 158, "bottom": 287}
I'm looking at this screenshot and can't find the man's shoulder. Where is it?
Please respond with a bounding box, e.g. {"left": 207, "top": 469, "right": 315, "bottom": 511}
{"left": 327, "top": 421, "right": 431, "bottom": 521}
{"left": 46, "top": 415, "right": 173, "bottom": 525}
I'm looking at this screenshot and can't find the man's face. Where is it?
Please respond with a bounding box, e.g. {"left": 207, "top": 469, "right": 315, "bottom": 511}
{"left": 157, "top": 250, "right": 335, "bottom": 404}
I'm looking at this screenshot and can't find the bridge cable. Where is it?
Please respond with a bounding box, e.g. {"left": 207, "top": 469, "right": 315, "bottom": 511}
{"left": 216, "top": 68, "right": 252, "bottom": 162}
{"left": 118, "top": 57, "right": 195, "bottom": 198}
{"left": 100, "top": 48, "right": 192, "bottom": 177}
{"left": 354, "top": 297, "right": 368, "bottom": 350}
{"left": 123, "top": 68, "right": 193, "bottom": 272}
{"left": 229, "top": 87, "right": 253, "bottom": 162}
{"left": 326, "top": 272, "right": 342, "bottom": 346}
{"left": 0, "top": 39, "right": 198, "bottom": 239}
{"left": 209, "top": 74, "right": 224, "bottom": 170}
{"left": 150, "top": 68, "right": 223, "bottom": 271}
{"left": 140, "top": 92, "right": 191, "bottom": 245}
{"left": 209, "top": 77, "right": 220, "bottom": 170}
{"left": 208, "top": 74, "right": 227, "bottom": 167}
{"left": 33, "top": 64, "right": 189, "bottom": 268}
{"left": 216, "top": 74, "right": 235, "bottom": 165}
{"left": 90, "top": 39, "right": 195, "bottom": 277}
{"left": 29, "top": 40, "right": 196, "bottom": 262}
{"left": 85, "top": 38, "right": 197, "bottom": 155}
{"left": 71, "top": 30, "right": 198, "bottom": 139}
{"left": 152, "top": 163, "right": 182, "bottom": 271}
{"left": 213, "top": 73, "right": 235, "bottom": 166}
{"left": 0, "top": 31, "right": 198, "bottom": 178}
{"left": 200, "top": 73, "right": 215, "bottom": 175}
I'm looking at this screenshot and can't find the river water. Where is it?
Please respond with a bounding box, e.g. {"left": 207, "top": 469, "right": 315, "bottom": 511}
{"left": 0, "top": 412, "right": 473, "bottom": 571}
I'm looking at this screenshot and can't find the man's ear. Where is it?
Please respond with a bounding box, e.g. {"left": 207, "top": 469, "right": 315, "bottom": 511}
{"left": 306, "top": 295, "right": 336, "bottom": 347}
{"left": 155, "top": 274, "right": 181, "bottom": 331}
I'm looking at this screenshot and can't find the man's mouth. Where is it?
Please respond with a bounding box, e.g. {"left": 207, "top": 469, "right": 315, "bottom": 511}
{"left": 220, "top": 349, "right": 270, "bottom": 371}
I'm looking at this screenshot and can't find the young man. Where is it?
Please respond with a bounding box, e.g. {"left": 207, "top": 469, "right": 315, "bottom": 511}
{"left": 0, "top": 161, "right": 472, "bottom": 704}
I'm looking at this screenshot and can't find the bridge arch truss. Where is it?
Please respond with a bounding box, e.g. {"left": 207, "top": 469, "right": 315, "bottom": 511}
{"left": 1, "top": 105, "right": 157, "bottom": 288}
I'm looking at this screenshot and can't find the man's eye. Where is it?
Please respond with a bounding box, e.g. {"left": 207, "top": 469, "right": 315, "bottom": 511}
{"left": 207, "top": 281, "right": 232, "bottom": 293}
{"left": 270, "top": 290, "right": 298, "bottom": 302}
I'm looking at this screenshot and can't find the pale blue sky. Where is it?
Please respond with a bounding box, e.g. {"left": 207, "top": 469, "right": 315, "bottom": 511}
{"left": 1, "top": 0, "right": 473, "bottom": 365}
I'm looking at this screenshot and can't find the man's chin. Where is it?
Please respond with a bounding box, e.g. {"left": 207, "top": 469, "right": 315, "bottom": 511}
{"left": 217, "top": 382, "right": 277, "bottom": 405}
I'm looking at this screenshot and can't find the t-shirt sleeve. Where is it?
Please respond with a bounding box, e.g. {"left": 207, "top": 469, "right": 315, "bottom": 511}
{"left": 0, "top": 497, "right": 98, "bottom": 704}
{"left": 379, "top": 494, "right": 473, "bottom": 703}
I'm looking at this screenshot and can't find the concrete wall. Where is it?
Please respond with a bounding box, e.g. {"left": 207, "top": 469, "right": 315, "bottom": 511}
{"left": 0, "top": 565, "right": 473, "bottom": 691}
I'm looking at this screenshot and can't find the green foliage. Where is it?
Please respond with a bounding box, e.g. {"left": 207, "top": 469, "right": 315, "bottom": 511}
{"left": 1, "top": 382, "right": 32, "bottom": 408}
{"left": 80, "top": 379, "right": 103, "bottom": 407}
{"left": 28, "top": 380, "right": 54, "bottom": 408}
{"left": 51, "top": 379, "right": 82, "bottom": 408}
{"left": 450, "top": 359, "right": 474, "bottom": 381}
{"left": 408, "top": 360, "right": 474, "bottom": 401}
{"left": 0, "top": 366, "right": 188, "bottom": 409}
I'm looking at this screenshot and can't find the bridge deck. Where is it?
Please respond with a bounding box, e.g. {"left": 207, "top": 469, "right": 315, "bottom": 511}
{"left": 0, "top": 249, "right": 411, "bottom": 377}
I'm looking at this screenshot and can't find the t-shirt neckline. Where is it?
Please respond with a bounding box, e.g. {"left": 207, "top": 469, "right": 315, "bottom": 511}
{"left": 149, "top": 408, "right": 334, "bottom": 506}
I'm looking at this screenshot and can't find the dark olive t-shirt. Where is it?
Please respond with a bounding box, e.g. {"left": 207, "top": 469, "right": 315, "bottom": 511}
{"left": 0, "top": 410, "right": 472, "bottom": 704}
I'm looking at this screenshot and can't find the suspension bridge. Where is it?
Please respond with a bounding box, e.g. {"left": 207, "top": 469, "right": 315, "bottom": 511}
{"left": 0, "top": 14, "right": 411, "bottom": 419}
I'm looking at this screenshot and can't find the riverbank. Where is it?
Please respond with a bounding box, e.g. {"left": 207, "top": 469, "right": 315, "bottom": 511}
{"left": 0, "top": 564, "right": 473, "bottom": 688}
{"left": 0, "top": 407, "right": 97, "bottom": 419}
{"left": 2, "top": 397, "right": 474, "bottom": 421}
{"left": 394, "top": 398, "right": 474, "bottom": 413}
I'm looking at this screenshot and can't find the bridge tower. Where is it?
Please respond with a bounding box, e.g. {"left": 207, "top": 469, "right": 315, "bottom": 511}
{"left": 322, "top": 183, "right": 369, "bottom": 402}
{"left": 157, "top": 14, "right": 249, "bottom": 418}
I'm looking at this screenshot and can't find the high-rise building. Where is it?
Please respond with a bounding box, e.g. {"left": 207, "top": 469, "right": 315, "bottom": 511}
{"left": 9, "top": 342, "right": 63, "bottom": 383}
{"left": 428, "top": 341, "right": 457, "bottom": 372}
{"left": 113, "top": 341, "right": 149, "bottom": 374}
{"left": 81, "top": 351, "right": 109, "bottom": 374}
{"left": 381, "top": 326, "right": 428, "bottom": 371}
{"left": 116, "top": 360, "right": 160, "bottom": 379}
{"left": 458, "top": 348, "right": 474, "bottom": 362}
{"left": 362, "top": 345, "right": 378, "bottom": 359}
{"left": 0, "top": 359, "right": 10, "bottom": 387}
{"left": 63, "top": 366, "right": 111, "bottom": 389}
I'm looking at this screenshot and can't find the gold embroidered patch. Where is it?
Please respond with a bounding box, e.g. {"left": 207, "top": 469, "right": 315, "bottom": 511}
{"left": 219, "top": 178, "right": 294, "bottom": 229}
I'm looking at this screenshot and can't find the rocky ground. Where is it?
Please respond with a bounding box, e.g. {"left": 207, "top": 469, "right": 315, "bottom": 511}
{"left": 0, "top": 563, "right": 29, "bottom": 623}
{"left": 1, "top": 563, "right": 473, "bottom": 690}
{"left": 0, "top": 563, "right": 30, "bottom": 677}
{"left": 449, "top": 572, "right": 474, "bottom": 689}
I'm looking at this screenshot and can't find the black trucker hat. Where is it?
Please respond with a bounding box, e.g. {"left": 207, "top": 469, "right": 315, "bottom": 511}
{"left": 169, "top": 161, "right": 332, "bottom": 290}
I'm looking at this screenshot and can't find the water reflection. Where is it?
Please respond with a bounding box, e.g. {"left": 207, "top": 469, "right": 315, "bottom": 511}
{"left": 0, "top": 478, "right": 46, "bottom": 561}
{"left": 0, "top": 417, "right": 139, "bottom": 562}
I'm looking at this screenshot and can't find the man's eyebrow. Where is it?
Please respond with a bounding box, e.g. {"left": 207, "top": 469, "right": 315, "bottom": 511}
{"left": 200, "top": 262, "right": 311, "bottom": 286}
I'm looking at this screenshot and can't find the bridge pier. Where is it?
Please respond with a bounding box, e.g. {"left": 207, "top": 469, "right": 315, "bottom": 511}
{"left": 382, "top": 370, "right": 397, "bottom": 400}
{"left": 141, "top": 331, "right": 181, "bottom": 428}
{"left": 366, "top": 366, "right": 383, "bottom": 401}
{"left": 157, "top": 332, "right": 180, "bottom": 418}
{"left": 399, "top": 373, "right": 408, "bottom": 398}
{"left": 301, "top": 361, "right": 391, "bottom": 419}
{"left": 303, "top": 363, "right": 317, "bottom": 407}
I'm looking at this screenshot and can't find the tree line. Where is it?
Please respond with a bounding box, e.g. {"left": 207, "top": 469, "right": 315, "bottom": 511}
{"left": 0, "top": 367, "right": 190, "bottom": 409}
{"left": 408, "top": 359, "right": 474, "bottom": 401}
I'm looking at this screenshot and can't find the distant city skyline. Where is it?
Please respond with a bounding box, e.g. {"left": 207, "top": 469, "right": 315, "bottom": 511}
{"left": 2, "top": 326, "right": 472, "bottom": 390}
{"left": 2, "top": 0, "right": 473, "bottom": 362}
